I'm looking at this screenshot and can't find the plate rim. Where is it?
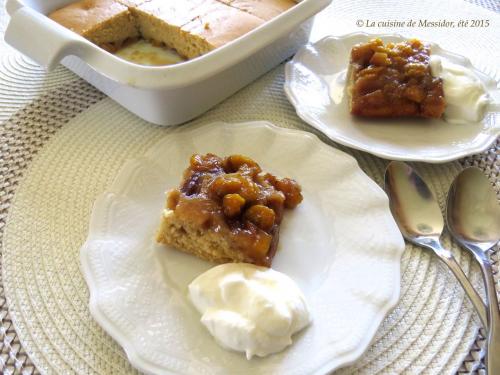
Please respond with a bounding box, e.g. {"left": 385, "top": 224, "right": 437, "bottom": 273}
{"left": 80, "top": 120, "right": 405, "bottom": 375}
{"left": 284, "top": 32, "right": 500, "bottom": 163}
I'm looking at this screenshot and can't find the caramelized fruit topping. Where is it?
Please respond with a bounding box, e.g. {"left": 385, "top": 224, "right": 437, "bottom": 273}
{"left": 349, "top": 38, "right": 446, "bottom": 118}
{"left": 168, "top": 153, "right": 303, "bottom": 265}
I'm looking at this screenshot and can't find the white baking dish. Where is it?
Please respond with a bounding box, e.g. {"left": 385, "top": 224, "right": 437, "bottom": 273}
{"left": 5, "top": 0, "right": 331, "bottom": 125}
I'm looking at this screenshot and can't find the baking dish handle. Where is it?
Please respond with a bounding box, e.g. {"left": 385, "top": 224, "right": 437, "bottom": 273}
{"left": 5, "top": 7, "right": 92, "bottom": 71}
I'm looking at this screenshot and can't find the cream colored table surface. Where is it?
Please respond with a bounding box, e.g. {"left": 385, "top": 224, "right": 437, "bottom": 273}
{"left": 0, "top": 0, "right": 499, "bottom": 374}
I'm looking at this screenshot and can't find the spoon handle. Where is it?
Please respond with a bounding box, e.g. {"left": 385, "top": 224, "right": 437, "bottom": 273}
{"left": 485, "top": 262, "right": 500, "bottom": 375}
{"left": 423, "top": 238, "right": 488, "bottom": 328}
{"left": 463, "top": 243, "right": 500, "bottom": 375}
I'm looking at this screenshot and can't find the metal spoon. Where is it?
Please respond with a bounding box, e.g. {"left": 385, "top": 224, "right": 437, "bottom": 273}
{"left": 446, "top": 167, "right": 500, "bottom": 374}
{"left": 384, "top": 161, "right": 487, "bottom": 328}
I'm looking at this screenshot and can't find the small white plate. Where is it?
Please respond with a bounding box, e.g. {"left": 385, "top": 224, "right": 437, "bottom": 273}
{"left": 284, "top": 32, "right": 500, "bottom": 163}
{"left": 80, "top": 121, "right": 405, "bottom": 375}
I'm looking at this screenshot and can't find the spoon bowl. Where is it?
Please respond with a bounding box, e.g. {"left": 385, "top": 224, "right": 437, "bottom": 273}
{"left": 385, "top": 161, "right": 487, "bottom": 328}
{"left": 385, "top": 161, "right": 444, "bottom": 242}
{"left": 447, "top": 167, "right": 500, "bottom": 250}
{"left": 446, "top": 167, "right": 500, "bottom": 375}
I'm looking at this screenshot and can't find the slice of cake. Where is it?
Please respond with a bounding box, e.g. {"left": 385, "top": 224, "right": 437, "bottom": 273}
{"left": 218, "top": 0, "right": 296, "bottom": 21}
{"left": 131, "top": 0, "right": 205, "bottom": 57}
{"left": 347, "top": 38, "right": 446, "bottom": 118}
{"left": 48, "top": 0, "right": 139, "bottom": 51}
{"left": 179, "top": 0, "right": 264, "bottom": 58}
{"left": 156, "top": 153, "right": 303, "bottom": 267}
{"left": 133, "top": 0, "right": 264, "bottom": 59}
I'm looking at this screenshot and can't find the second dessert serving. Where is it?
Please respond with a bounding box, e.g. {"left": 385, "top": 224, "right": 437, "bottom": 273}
{"left": 346, "top": 37, "right": 491, "bottom": 123}
{"left": 347, "top": 38, "right": 446, "bottom": 119}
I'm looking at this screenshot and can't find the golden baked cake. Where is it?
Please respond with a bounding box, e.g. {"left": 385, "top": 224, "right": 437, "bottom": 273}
{"left": 133, "top": 0, "right": 264, "bottom": 59}
{"left": 49, "top": 0, "right": 291, "bottom": 61}
{"left": 49, "top": 0, "right": 139, "bottom": 51}
{"left": 156, "top": 153, "right": 303, "bottom": 266}
{"left": 131, "top": 0, "right": 205, "bottom": 58}
{"left": 179, "top": 0, "right": 264, "bottom": 58}
{"left": 347, "top": 38, "right": 446, "bottom": 118}
{"left": 218, "top": 0, "right": 296, "bottom": 20}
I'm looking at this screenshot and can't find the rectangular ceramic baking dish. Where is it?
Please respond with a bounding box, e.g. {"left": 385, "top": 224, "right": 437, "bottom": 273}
{"left": 5, "top": 0, "right": 331, "bottom": 125}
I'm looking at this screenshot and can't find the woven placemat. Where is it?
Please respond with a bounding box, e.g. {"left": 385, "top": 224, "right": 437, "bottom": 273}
{"left": 0, "top": 65, "right": 498, "bottom": 375}
{"left": 0, "top": 0, "right": 498, "bottom": 374}
{"left": 0, "top": 79, "right": 105, "bottom": 373}
{"left": 465, "top": 0, "right": 500, "bottom": 12}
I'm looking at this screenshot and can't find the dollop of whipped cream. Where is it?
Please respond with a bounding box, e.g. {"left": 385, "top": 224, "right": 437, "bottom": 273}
{"left": 429, "top": 55, "right": 491, "bottom": 123}
{"left": 188, "top": 263, "right": 311, "bottom": 359}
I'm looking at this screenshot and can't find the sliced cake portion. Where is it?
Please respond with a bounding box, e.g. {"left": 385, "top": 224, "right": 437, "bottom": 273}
{"left": 131, "top": 0, "right": 204, "bottom": 48}
{"left": 179, "top": 0, "right": 264, "bottom": 58}
{"left": 347, "top": 38, "right": 446, "bottom": 118}
{"left": 156, "top": 154, "right": 303, "bottom": 267}
{"left": 217, "top": 0, "right": 296, "bottom": 21}
{"left": 48, "top": 0, "right": 139, "bottom": 51}
{"left": 133, "top": 0, "right": 264, "bottom": 59}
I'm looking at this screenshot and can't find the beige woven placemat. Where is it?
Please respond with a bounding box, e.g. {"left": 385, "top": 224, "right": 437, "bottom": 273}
{"left": 0, "top": 0, "right": 498, "bottom": 374}
{"left": 0, "top": 65, "right": 498, "bottom": 375}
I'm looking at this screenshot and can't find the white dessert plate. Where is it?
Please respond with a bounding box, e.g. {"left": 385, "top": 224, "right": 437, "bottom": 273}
{"left": 80, "top": 121, "right": 405, "bottom": 375}
{"left": 284, "top": 33, "right": 500, "bottom": 163}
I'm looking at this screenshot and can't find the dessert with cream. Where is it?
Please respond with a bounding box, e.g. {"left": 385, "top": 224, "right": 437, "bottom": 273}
{"left": 347, "top": 38, "right": 446, "bottom": 118}
{"left": 429, "top": 55, "right": 491, "bottom": 124}
{"left": 156, "top": 153, "right": 303, "bottom": 266}
{"left": 49, "top": 0, "right": 295, "bottom": 61}
{"left": 188, "top": 263, "right": 311, "bottom": 359}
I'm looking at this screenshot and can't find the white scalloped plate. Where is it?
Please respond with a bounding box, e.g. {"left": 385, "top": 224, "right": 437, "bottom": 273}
{"left": 80, "top": 121, "right": 405, "bottom": 375}
{"left": 284, "top": 33, "right": 500, "bottom": 163}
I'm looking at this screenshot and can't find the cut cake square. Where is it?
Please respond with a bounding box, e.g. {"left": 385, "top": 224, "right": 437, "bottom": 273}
{"left": 179, "top": 0, "right": 264, "bottom": 58}
{"left": 49, "top": 0, "right": 139, "bottom": 51}
{"left": 131, "top": 0, "right": 205, "bottom": 58}
{"left": 134, "top": 0, "right": 264, "bottom": 59}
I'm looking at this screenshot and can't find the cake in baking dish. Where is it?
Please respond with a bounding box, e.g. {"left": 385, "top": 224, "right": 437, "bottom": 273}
{"left": 156, "top": 153, "right": 303, "bottom": 267}
{"left": 48, "top": 0, "right": 296, "bottom": 60}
